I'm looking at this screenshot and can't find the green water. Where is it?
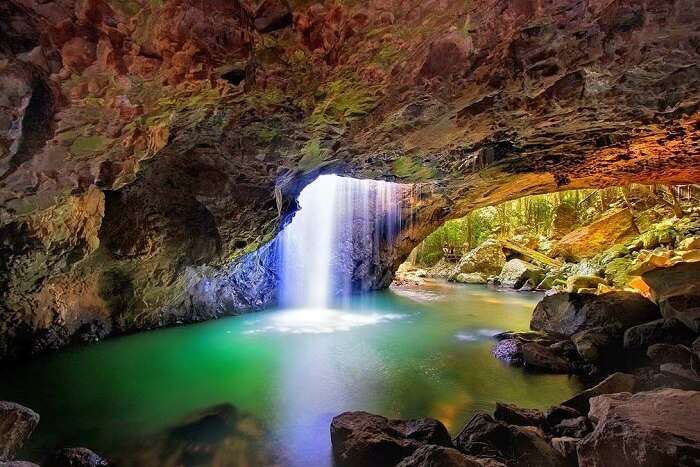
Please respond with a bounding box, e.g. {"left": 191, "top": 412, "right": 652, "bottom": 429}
{"left": 0, "top": 281, "right": 582, "bottom": 466}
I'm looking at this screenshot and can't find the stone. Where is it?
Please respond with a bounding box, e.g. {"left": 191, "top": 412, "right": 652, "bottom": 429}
{"left": 571, "top": 328, "right": 615, "bottom": 364}
{"left": 623, "top": 318, "right": 697, "bottom": 350}
{"left": 544, "top": 405, "right": 580, "bottom": 428}
{"left": 44, "top": 448, "right": 110, "bottom": 467}
{"left": 551, "top": 416, "right": 589, "bottom": 438}
{"left": 550, "top": 209, "right": 638, "bottom": 261}
{"left": 521, "top": 343, "right": 571, "bottom": 373}
{"left": 565, "top": 276, "right": 606, "bottom": 293}
{"left": 0, "top": 462, "right": 40, "bottom": 467}
{"left": 493, "top": 403, "right": 544, "bottom": 427}
{"left": 454, "top": 414, "right": 565, "bottom": 467}
{"left": 643, "top": 262, "right": 700, "bottom": 332}
{"left": 550, "top": 437, "right": 578, "bottom": 467}
{"left": 453, "top": 272, "right": 487, "bottom": 284}
{"left": 678, "top": 237, "right": 700, "bottom": 250}
{"left": 561, "top": 372, "right": 638, "bottom": 414}
{"left": 551, "top": 203, "right": 577, "bottom": 239}
{"left": 0, "top": 402, "right": 40, "bottom": 461}
{"left": 331, "top": 411, "right": 452, "bottom": 467}
{"left": 498, "top": 259, "right": 545, "bottom": 289}
{"left": 658, "top": 363, "right": 700, "bottom": 390}
{"left": 579, "top": 389, "right": 700, "bottom": 467}
{"left": 60, "top": 37, "right": 96, "bottom": 72}
{"left": 419, "top": 32, "right": 472, "bottom": 79}
{"left": 531, "top": 292, "right": 660, "bottom": 337}
{"left": 395, "top": 444, "right": 505, "bottom": 467}
{"left": 647, "top": 343, "right": 696, "bottom": 368}
{"left": 254, "top": 0, "right": 293, "bottom": 33}
{"left": 454, "top": 240, "right": 506, "bottom": 277}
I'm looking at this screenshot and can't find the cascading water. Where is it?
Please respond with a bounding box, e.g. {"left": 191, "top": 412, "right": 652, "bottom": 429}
{"left": 279, "top": 174, "right": 403, "bottom": 311}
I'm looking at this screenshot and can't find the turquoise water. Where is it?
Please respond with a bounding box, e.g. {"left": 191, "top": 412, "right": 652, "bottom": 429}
{"left": 0, "top": 281, "right": 582, "bottom": 466}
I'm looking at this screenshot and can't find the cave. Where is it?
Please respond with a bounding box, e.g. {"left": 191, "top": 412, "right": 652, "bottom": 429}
{"left": 1, "top": 1, "right": 700, "bottom": 466}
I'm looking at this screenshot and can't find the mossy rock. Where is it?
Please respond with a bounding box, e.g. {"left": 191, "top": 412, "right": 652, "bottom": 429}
{"left": 604, "top": 257, "right": 634, "bottom": 288}
{"left": 70, "top": 135, "right": 112, "bottom": 158}
{"left": 392, "top": 155, "right": 436, "bottom": 180}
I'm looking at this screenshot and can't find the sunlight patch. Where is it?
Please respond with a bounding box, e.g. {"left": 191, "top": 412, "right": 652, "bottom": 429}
{"left": 243, "top": 309, "right": 405, "bottom": 335}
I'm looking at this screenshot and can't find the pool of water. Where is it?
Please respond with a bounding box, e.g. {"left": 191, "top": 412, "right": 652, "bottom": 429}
{"left": 0, "top": 281, "right": 583, "bottom": 466}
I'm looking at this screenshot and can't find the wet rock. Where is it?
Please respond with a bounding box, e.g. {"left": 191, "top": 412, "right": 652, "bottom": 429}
{"left": 522, "top": 342, "right": 571, "bottom": 373}
{"left": 658, "top": 364, "right": 700, "bottom": 390}
{"left": 623, "top": 318, "right": 697, "bottom": 350}
{"left": 571, "top": 328, "right": 616, "bottom": 364}
{"left": 45, "top": 448, "right": 110, "bottom": 467}
{"left": 0, "top": 402, "right": 40, "bottom": 461}
{"left": 395, "top": 444, "right": 504, "bottom": 467}
{"left": 492, "top": 339, "right": 522, "bottom": 364}
{"left": 647, "top": 343, "right": 696, "bottom": 368}
{"left": 551, "top": 416, "right": 589, "bottom": 438}
{"left": 531, "top": 292, "right": 660, "bottom": 337}
{"left": 550, "top": 437, "right": 578, "bottom": 467}
{"left": 498, "top": 259, "right": 545, "bottom": 289}
{"left": 331, "top": 411, "right": 452, "bottom": 467}
{"left": 493, "top": 403, "right": 544, "bottom": 427}
{"left": 454, "top": 240, "right": 506, "bottom": 277}
{"left": 550, "top": 209, "right": 638, "bottom": 261}
{"left": 544, "top": 405, "right": 580, "bottom": 428}
{"left": 254, "top": 0, "right": 293, "bottom": 33}
{"left": 579, "top": 389, "right": 700, "bottom": 467}
{"left": 454, "top": 414, "right": 565, "bottom": 467}
{"left": 561, "top": 372, "right": 638, "bottom": 414}
{"left": 643, "top": 262, "right": 700, "bottom": 332}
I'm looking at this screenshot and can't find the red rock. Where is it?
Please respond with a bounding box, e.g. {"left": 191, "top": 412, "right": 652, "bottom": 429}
{"left": 419, "top": 32, "right": 472, "bottom": 79}
{"left": 60, "top": 37, "right": 96, "bottom": 72}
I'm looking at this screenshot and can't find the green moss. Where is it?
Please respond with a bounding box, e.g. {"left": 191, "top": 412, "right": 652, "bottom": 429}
{"left": 392, "top": 155, "right": 436, "bottom": 180}
{"left": 604, "top": 257, "right": 633, "bottom": 288}
{"left": 70, "top": 135, "right": 112, "bottom": 158}
{"left": 257, "top": 127, "right": 281, "bottom": 144}
{"left": 298, "top": 137, "right": 326, "bottom": 170}
{"left": 307, "top": 77, "right": 377, "bottom": 131}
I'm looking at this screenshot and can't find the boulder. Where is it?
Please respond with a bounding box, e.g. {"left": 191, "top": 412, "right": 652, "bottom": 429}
{"left": 571, "top": 328, "right": 616, "bottom": 364}
{"left": 565, "top": 275, "right": 606, "bottom": 293}
{"left": 453, "top": 272, "right": 487, "bottom": 284}
{"left": 623, "top": 318, "right": 697, "bottom": 350}
{"left": 678, "top": 236, "right": 700, "bottom": 250}
{"left": 454, "top": 240, "right": 506, "bottom": 277}
{"left": 331, "top": 411, "right": 452, "bottom": 467}
{"left": 531, "top": 292, "right": 660, "bottom": 337}
{"left": 454, "top": 414, "right": 565, "bottom": 467}
{"left": 643, "top": 262, "right": 700, "bottom": 332}
{"left": 561, "top": 372, "right": 638, "bottom": 414}
{"left": 544, "top": 405, "right": 580, "bottom": 428}
{"left": 493, "top": 403, "right": 544, "bottom": 427}
{"left": 658, "top": 363, "right": 700, "bottom": 390}
{"left": 579, "top": 389, "right": 700, "bottom": 467}
{"left": 254, "top": 0, "right": 293, "bottom": 33}
{"left": 0, "top": 402, "right": 40, "bottom": 461}
{"left": 395, "top": 444, "right": 505, "bottom": 467}
{"left": 550, "top": 437, "right": 578, "bottom": 467}
{"left": 550, "top": 209, "right": 638, "bottom": 261}
{"left": 647, "top": 343, "right": 696, "bottom": 368}
{"left": 521, "top": 342, "right": 571, "bottom": 373}
{"left": 45, "top": 448, "right": 110, "bottom": 467}
{"left": 551, "top": 416, "right": 589, "bottom": 438}
{"left": 498, "top": 259, "right": 545, "bottom": 289}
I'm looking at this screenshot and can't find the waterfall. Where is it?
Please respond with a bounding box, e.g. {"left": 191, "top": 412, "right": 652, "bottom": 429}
{"left": 279, "top": 175, "right": 402, "bottom": 310}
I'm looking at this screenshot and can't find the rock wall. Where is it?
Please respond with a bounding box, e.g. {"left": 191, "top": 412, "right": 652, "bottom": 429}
{"left": 1, "top": 0, "right": 699, "bottom": 360}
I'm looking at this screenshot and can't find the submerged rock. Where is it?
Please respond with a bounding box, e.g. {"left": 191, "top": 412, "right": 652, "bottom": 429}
{"left": 453, "top": 272, "right": 488, "bottom": 284}
{"left": 331, "top": 411, "right": 452, "bottom": 467}
{"left": 45, "top": 448, "right": 110, "bottom": 467}
{"left": 530, "top": 292, "right": 660, "bottom": 337}
{"left": 0, "top": 401, "right": 39, "bottom": 461}
{"left": 579, "top": 389, "right": 700, "bottom": 467}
